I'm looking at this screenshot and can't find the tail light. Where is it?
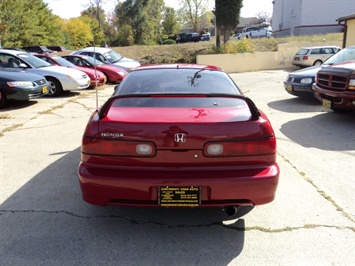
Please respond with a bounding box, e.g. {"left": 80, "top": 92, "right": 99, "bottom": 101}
{"left": 204, "top": 138, "right": 276, "bottom": 157}
{"left": 204, "top": 120, "right": 276, "bottom": 157}
{"left": 82, "top": 137, "right": 156, "bottom": 157}
{"left": 303, "top": 56, "right": 308, "bottom": 60}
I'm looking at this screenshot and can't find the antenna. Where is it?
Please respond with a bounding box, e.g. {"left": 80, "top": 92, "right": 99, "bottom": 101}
{"left": 93, "top": 41, "right": 98, "bottom": 110}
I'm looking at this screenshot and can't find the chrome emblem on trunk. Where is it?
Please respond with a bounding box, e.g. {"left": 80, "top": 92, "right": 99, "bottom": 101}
{"left": 174, "top": 133, "right": 186, "bottom": 143}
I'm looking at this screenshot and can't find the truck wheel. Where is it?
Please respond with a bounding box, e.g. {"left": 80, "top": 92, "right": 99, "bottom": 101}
{"left": 46, "top": 77, "right": 63, "bottom": 97}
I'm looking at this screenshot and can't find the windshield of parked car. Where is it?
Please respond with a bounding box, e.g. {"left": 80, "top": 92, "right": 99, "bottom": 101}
{"left": 52, "top": 56, "right": 75, "bottom": 67}
{"left": 324, "top": 46, "right": 355, "bottom": 65}
{"left": 104, "top": 50, "right": 123, "bottom": 63}
{"left": 81, "top": 56, "right": 105, "bottom": 66}
{"left": 17, "top": 53, "right": 51, "bottom": 68}
{"left": 116, "top": 68, "right": 241, "bottom": 95}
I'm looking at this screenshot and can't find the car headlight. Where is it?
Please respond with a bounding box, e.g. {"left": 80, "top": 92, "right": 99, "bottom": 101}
{"left": 349, "top": 79, "right": 355, "bottom": 90}
{"left": 7, "top": 81, "right": 34, "bottom": 88}
{"left": 117, "top": 71, "right": 127, "bottom": 76}
{"left": 300, "top": 78, "right": 313, "bottom": 84}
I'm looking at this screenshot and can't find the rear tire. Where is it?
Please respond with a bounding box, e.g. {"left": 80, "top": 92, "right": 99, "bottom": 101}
{"left": 0, "top": 90, "right": 8, "bottom": 108}
{"left": 46, "top": 77, "right": 63, "bottom": 97}
{"left": 313, "top": 60, "right": 322, "bottom": 66}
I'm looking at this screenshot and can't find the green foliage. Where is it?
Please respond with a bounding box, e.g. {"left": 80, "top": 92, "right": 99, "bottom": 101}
{"left": 62, "top": 18, "right": 93, "bottom": 49}
{"left": 225, "top": 38, "right": 255, "bottom": 53}
{"left": 215, "top": 0, "right": 243, "bottom": 44}
{"left": 0, "top": 0, "right": 64, "bottom": 47}
{"left": 115, "top": 0, "right": 165, "bottom": 45}
{"left": 115, "top": 24, "right": 135, "bottom": 46}
{"left": 80, "top": 15, "right": 105, "bottom": 46}
{"left": 162, "top": 39, "right": 176, "bottom": 45}
{"left": 162, "top": 7, "right": 180, "bottom": 36}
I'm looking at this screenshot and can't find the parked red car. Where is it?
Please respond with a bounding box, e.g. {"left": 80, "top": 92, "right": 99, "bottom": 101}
{"left": 62, "top": 55, "right": 127, "bottom": 84}
{"left": 34, "top": 53, "right": 106, "bottom": 87}
{"left": 78, "top": 64, "right": 280, "bottom": 215}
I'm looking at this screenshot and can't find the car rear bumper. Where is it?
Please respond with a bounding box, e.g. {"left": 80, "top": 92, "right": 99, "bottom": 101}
{"left": 78, "top": 163, "right": 280, "bottom": 207}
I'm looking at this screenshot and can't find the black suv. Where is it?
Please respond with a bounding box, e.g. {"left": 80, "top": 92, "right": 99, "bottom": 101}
{"left": 176, "top": 33, "right": 200, "bottom": 43}
{"left": 22, "top": 46, "right": 52, "bottom": 54}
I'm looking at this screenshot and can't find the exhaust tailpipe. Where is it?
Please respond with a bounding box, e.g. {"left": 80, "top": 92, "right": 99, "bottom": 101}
{"left": 224, "top": 206, "right": 238, "bottom": 216}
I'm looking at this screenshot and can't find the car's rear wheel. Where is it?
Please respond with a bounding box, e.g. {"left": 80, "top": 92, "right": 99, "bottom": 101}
{"left": 46, "top": 77, "right": 63, "bottom": 97}
{"left": 0, "top": 90, "right": 8, "bottom": 108}
{"left": 313, "top": 60, "right": 322, "bottom": 66}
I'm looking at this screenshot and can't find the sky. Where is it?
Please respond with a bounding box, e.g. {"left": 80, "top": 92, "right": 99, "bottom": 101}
{"left": 43, "top": 0, "right": 273, "bottom": 19}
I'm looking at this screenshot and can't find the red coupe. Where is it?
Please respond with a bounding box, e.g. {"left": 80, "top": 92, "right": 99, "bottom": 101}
{"left": 78, "top": 64, "right": 280, "bottom": 215}
{"left": 62, "top": 55, "right": 127, "bottom": 84}
{"left": 34, "top": 53, "right": 107, "bottom": 87}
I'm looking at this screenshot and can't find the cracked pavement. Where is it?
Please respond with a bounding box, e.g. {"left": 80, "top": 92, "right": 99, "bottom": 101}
{"left": 0, "top": 70, "right": 354, "bottom": 266}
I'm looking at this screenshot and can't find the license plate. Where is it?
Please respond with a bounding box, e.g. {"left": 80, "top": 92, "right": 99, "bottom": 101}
{"left": 322, "top": 99, "right": 331, "bottom": 108}
{"left": 286, "top": 84, "right": 293, "bottom": 92}
{"left": 42, "top": 86, "right": 48, "bottom": 94}
{"left": 158, "top": 186, "right": 201, "bottom": 207}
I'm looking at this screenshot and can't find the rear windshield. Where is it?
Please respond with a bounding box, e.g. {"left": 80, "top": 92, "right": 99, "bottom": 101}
{"left": 296, "top": 49, "right": 310, "bottom": 55}
{"left": 116, "top": 68, "right": 240, "bottom": 95}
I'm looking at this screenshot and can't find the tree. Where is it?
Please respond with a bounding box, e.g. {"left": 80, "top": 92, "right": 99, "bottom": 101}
{"left": 114, "top": 0, "right": 165, "bottom": 45}
{"left": 215, "top": 0, "right": 243, "bottom": 45}
{"left": 62, "top": 18, "right": 93, "bottom": 48}
{"left": 0, "top": 0, "right": 64, "bottom": 47}
{"left": 82, "top": 0, "right": 107, "bottom": 30}
{"left": 162, "top": 7, "right": 180, "bottom": 36}
{"left": 178, "top": 0, "right": 211, "bottom": 32}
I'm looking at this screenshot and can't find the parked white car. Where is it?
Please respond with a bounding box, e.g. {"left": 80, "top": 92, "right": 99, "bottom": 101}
{"left": 0, "top": 49, "right": 90, "bottom": 96}
{"left": 71, "top": 47, "right": 141, "bottom": 72}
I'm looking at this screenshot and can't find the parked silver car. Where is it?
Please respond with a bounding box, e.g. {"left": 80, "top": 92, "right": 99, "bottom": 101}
{"left": 292, "top": 46, "right": 341, "bottom": 68}
{"left": 0, "top": 49, "right": 90, "bottom": 96}
{"left": 71, "top": 47, "right": 141, "bottom": 72}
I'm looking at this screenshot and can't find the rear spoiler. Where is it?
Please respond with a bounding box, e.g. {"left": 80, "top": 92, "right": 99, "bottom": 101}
{"left": 98, "top": 93, "right": 261, "bottom": 120}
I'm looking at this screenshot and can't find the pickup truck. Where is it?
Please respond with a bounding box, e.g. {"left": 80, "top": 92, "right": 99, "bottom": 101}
{"left": 313, "top": 60, "right": 355, "bottom": 112}
{"left": 229, "top": 26, "right": 272, "bottom": 40}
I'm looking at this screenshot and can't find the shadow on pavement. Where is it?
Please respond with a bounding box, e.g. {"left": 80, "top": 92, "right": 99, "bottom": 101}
{"left": 279, "top": 112, "right": 355, "bottom": 150}
{"left": 0, "top": 147, "right": 247, "bottom": 265}
{"left": 268, "top": 96, "right": 322, "bottom": 113}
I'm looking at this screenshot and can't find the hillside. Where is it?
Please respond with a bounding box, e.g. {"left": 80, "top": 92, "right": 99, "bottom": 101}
{"left": 65, "top": 33, "right": 344, "bottom": 65}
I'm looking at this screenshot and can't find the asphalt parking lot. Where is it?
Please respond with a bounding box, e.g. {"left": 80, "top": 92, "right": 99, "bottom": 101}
{"left": 1, "top": 69, "right": 354, "bottom": 266}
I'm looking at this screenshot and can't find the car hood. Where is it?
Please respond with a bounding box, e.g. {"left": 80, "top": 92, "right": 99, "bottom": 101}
{"left": 114, "top": 57, "right": 141, "bottom": 69}
{"left": 324, "top": 60, "right": 355, "bottom": 69}
{"left": 0, "top": 69, "right": 45, "bottom": 81}
{"left": 289, "top": 65, "right": 322, "bottom": 77}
